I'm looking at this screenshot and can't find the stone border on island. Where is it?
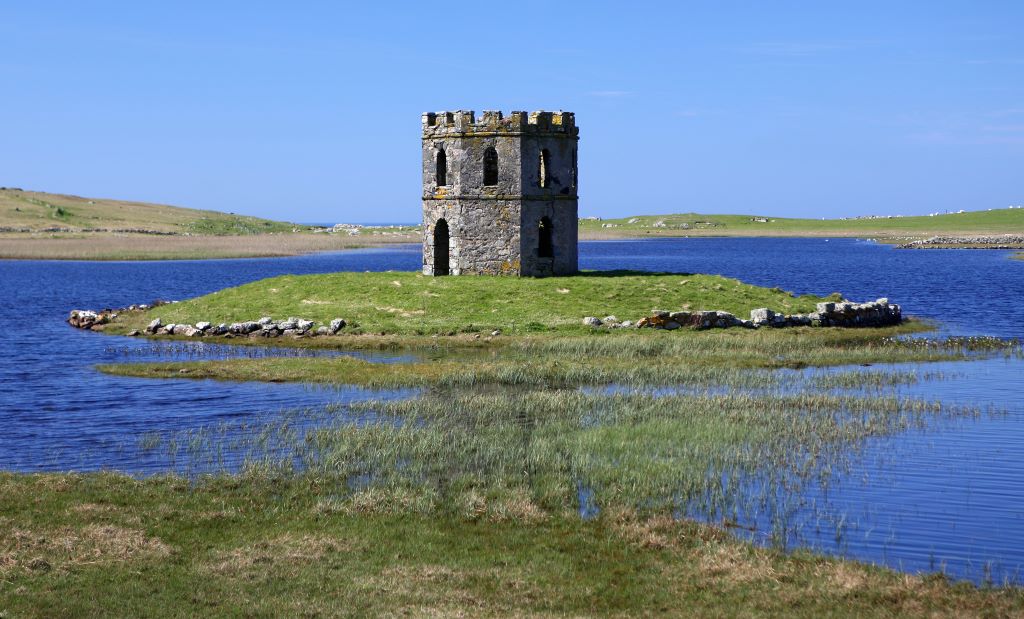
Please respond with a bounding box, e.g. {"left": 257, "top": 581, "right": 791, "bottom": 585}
{"left": 68, "top": 298, "right": 901, "bottom": 338}
{"left": 583, "top": 298, "right": 901, "bottom": 331}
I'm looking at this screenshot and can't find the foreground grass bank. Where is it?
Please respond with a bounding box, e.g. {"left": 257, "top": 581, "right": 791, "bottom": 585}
{"left": 3, "top": 472, "right": 1022, "bottom": 617}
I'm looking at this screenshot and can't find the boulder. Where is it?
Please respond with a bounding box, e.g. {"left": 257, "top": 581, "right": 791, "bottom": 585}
{"left": 750, "top": 308, "right": 774, "bottom": 326}
{"left": 229, "top": 321, "right": 260, "bottom": 335}
{"left": 195, "top": 321, "right": 211, "bottom": 331}
{"left": 258, "top": 316, "right": 274, "bottom": 326}
{"left": 583, "top": 316, "right": 602, "bottom": 327}
{"left": 146, "top": 318, "right": 162, "bottom": 333}
{"left": 316, "top": 326, "right": 329, "bottom": 336}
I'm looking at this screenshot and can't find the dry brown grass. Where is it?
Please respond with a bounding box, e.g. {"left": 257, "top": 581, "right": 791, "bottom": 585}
{"left": 203, "top": 533, "right": 350, "bottom": 577}
{"left": 0, "top": 230, "right": 416, "bottom": 260}
{"left": 0, "top": 524, "right": 171, "bottom": 575}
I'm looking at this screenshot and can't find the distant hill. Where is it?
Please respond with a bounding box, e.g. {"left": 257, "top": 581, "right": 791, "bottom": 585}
{"left": 578, "top": 209, "right": 1024, "bottom": 238}
{"left": 0, "top": 188, "right": 308, "bottom": 235}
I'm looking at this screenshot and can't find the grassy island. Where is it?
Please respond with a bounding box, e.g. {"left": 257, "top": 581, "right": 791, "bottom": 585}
{"left": 9, "top": 271, "right": 1023, "bottom": 616}
{"left": 117, "top": 270, "right": 836, "bottom": 336}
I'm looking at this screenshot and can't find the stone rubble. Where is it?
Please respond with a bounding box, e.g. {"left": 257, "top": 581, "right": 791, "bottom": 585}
{"left": 897, "top": 235, "right": 1024, "bottom": 249}
{"left": 585, "top": 298, "right": 902, "bottom": 331}
{"left": 68, "top": 302, "right": 350, "bottom": 339}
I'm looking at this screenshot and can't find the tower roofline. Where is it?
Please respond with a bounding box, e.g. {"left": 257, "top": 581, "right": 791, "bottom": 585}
{"left": 421, "top": 110, "right": 577, "bottom": 137}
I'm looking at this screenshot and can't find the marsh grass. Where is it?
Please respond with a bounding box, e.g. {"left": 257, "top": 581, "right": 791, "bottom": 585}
{"left": 118, "top": 389, "right": 979, "bottom": 525}
{"left": 99, "top": 331, "right": 1018, "bottom": 389}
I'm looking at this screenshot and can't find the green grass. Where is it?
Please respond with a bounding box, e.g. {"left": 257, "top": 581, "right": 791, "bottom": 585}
{"left": 3, "top": 473, "right": 1020, "bottom": 617}
{"left": 579, "top": 208, "right": 1024, "bottom": 238}
{"left": 120, "top": 271, "right": 838, "bottom": 337}
{"left": 0, "top": 188, "right": 305, "bottom": 235}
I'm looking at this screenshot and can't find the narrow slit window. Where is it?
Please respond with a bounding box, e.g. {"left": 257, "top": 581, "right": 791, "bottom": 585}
{"left": 538, "top": 216, "right": 553, "bottom": 258}
{"left": 435, "top": 148, "right": 447, "bottom": 186}
{"left": 571, "top": 149, "right": 577, "bottom": 188}
{"left": 539, "top": 149, "right": 550, "bottom": 188}
{"left": 483, "top": 147, "right": 499, "bottom": 186}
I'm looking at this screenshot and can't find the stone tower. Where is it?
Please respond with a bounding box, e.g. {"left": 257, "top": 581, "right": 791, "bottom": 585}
{"left": 421, "top": 110, "right": 579, "bottom": 276}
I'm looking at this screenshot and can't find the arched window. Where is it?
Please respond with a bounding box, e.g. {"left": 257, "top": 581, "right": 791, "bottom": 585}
{"left": 435, "top": 148, "right": 447, "bottom": 186}
{"left": 483, "top": 147, "right": 499, "bottom": 186}
{"left": 538, "top": 216, "right": 553, "bottom": 258}
{"left": 433, "top": 219, "right": 450, "bottom": 275}
{"left": 538, "top": 149, "right": 550, "bottom": 188}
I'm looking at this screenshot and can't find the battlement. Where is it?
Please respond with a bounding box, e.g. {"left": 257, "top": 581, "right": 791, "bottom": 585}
{"left": 421, "top": 110, "right": 577, "bottom": 137}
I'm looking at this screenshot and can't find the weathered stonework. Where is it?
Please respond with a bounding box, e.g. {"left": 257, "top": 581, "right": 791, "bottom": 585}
{"left": 422, "top": 110, "right": 579, "bottom": 276}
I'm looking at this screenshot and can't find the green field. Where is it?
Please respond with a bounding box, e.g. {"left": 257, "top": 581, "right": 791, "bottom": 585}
{"left": 121, "top": 271, "right": 837, "bottom": 337}
{"left": 579, "top": 208, "right": 1024, "bottom": 239}
{"left": 0, "top": 188, "right": 419, "bottom": 259}
{"left": 0, "top": 188, "right": 305, "bottom": 234}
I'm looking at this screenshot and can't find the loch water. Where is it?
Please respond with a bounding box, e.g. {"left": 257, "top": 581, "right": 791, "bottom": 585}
{"left": 1, "top": 238, "right": 1022, "bottom": 584}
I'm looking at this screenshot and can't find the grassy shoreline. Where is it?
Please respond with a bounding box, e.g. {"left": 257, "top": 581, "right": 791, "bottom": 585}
{"left": 579, "top": 208, "right": 1024, "bottom": 240}
{"left": 6, "top": 188, "right": 1024, "bottom": 259}
{"left": 16, "top": 272, "right": 1024, "bottom": 614}
{"left": 0, "top": 188, "right": 418, "bottom": 260}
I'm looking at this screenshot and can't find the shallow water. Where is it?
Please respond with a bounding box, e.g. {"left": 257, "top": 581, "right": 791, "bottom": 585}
{"left": 1, "top": 238, "right": 1023, "bottom": 584}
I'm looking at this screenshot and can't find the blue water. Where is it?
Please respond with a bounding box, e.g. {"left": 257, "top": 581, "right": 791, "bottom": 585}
{"left": 1, "top": 238, "right": 1023, "bottom": 584}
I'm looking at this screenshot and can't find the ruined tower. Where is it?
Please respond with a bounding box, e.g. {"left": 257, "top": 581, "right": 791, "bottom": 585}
{"left": 421, "top": 110, "right": 579, "bottom": 276}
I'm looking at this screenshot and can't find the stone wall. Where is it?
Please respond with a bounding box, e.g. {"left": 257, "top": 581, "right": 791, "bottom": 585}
{"left": 584, "top": 299, "right": 903, "bottom": 331}
{"left": 421, "top": 110, "right": 578, "bottom": 276}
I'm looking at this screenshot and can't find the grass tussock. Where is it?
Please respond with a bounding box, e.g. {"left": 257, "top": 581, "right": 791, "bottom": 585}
{"left": 0, "top": 523, "right": 171, "bottom": 576}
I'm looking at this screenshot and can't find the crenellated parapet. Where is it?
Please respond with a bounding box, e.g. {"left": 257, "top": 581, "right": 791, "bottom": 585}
{"left": 421, "top": 110, "right": 578, "bottom": 138}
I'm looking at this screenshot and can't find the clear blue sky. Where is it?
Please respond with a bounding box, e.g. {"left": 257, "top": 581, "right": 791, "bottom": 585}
{"left": 3, "top": 2, "right": 1022, "bottom": 222}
